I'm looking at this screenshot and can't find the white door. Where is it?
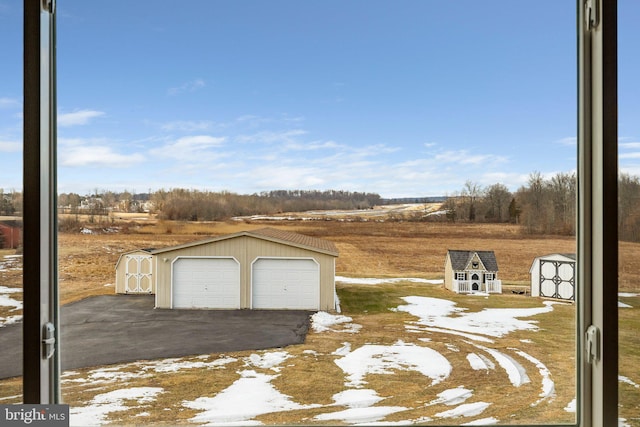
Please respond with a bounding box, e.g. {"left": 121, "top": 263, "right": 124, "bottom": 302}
{"left": 252, "top": 258, "right": 319, "bottom": 310}
{"left": 172, "top": 257, "right": 240, "bottom": 309}
{"left": 125, "top": 254, "right": 153, "bottom": 293}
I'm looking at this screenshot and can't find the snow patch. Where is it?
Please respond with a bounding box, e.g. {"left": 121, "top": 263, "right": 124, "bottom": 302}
{"left": 184, "top": 370, "right": 319, "bottom": 425}
{"left": 247, "top": 351, "right": 290, "bottom": 371}
{"left": 334, "top": 341, "right": 451, "bottom": 388}
{"left": 70, "top": 387, "right": 163, "bottom": 426}
{"left": 564, "top": 398, "right": 576, "bottom": 413}
{"left": 427, "top": 387, "right": 473, "bottom": 406}
{"left": 514, "top": 349, "right": 555, "bottom": 405}
{"left": 435, "top": 401, "right": 491, "bottom": 419}
{"left": 470, "top": 344, "right": 530, "bottom": 387}
{"left": 397, "top": 296, "right": 555, "bottom": 339}
{"left": 0, "top": 286, "right": 23, "bottom": 317}
{"left": 618, "top": 301, "right": 633, "bottom": 308}
{"left": 619, "top": 375, "right": 640, "bottom": 388}
{"left": 311, "top": 311, "right": 361, "bottom": 333}
{"left": 462, "top": 417, "right": 500, "bottom": 425}
{"left": 315, "top": 406, "right": 408, "bottom": 424}
{"left": 332, "top": 389, "right": 383, "bottom": 408}
{"left": 147, "top": 356, "right": 236, "bottom": 373}
{"left": 332, "top": 342, "right": 352, "bottom": 356}
{"left": 466, "top": 353, "right": 495, "bottom": 371}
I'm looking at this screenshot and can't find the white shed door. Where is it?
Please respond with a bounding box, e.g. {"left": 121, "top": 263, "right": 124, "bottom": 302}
{"left": 252, "top": 259, "right": 319, "bottom": 310}
{"left": 173, "top": 258, "right": 240, "bottom": 309}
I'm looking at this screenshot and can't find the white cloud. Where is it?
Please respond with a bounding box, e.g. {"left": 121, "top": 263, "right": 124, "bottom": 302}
{"left": 0, "top": 97, "right": 20, "bottom": 109}
{"left": 434, "top": 150, "right": 508, "bottom": 166}
{"left": 0, "top": 139, "right": 20, "bottom": 152}
{"left": 168, "top": 78, "right": 205, "bottom": 95}
{"left": 619, "top": 142, "right": 640, "bottom": 150}
{"left": 58, "top": 109, "right": 105, "bottom": 127}
{"left": 158, "top": 135, "right": 225, "bottom": 152}
{"left": 161, "top": 120, "right": 213, "bottom": 132}
{"left": 236, "top": 129, "right": 308, "bottom": 145}
{"left": 59, "top": 138, "right": 144, "bottom": 167}
{"left": 556, "top": 136, "right": 577, "bottom": 146}
{"left": 619, "top": 152, "right": 640, "bottom": 160}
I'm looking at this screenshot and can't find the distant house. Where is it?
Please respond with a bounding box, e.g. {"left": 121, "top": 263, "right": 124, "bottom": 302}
{"left": 444, "top": 250, "right": 501, "bottom": 294}
{"left": 0, "top": 220, "right": 21, "bottom": 250}
{"left": 530, "top": 253, "right": 576, "bottom": 301}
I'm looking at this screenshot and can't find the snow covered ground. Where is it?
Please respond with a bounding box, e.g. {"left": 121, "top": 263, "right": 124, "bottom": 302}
{"left": 63, "top": 278, "right": 596, "bottom": 426}
{"left": 0, "top": 270, "right": 627, "bottom": 425}
{"left": 0, "top": 255, "right": 23, "bottom": 327}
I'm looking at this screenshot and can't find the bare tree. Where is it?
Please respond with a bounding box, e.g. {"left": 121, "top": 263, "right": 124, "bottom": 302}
{"left": 484, "top": 183, "right": 512, "bottom": 222}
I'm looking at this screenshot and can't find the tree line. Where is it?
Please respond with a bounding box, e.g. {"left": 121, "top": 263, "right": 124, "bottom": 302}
{"left": 7, "top": 171, "right": 640, "bottom": 242}
{"left": 441, "top": 171, "right": 576, "bottom": 236}
{"left": 57, "top": 189, "right": 382, "bottom": 222}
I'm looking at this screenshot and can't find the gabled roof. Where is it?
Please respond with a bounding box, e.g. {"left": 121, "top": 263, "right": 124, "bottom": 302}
{"left": 447, "top": 249, "right": 498, "bottom": 272}
{"left": 151, "top": 227, "right": 339, "bottom": 257}
{"left": 536, "top": 253, "right": 576, "bottom": 261}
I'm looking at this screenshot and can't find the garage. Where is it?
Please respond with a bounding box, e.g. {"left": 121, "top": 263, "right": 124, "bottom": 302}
{"left": 252, "top": 258, "right": 319, "bottom": 310}
{"left": 116, "top": 228, "right": 339, "bottom": 311}
{"left": 172, "top": 257, "right": 240, "bottom": 309}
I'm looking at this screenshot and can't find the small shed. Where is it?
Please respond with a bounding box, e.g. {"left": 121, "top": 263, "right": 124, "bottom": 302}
{"left": 529, "top": 253, "right": 576, "bottom": 301}
{"left": 0, "top": 221, "right": 21, "bottom": 250}
{"left": 115, "top": 228, "right": 339, "bottom": 311}
{"left": 444, "top": 250, "right": 501, "bottom": 294}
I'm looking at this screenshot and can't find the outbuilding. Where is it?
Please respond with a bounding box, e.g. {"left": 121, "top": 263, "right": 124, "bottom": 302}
{"left": 529, "top": 253, "right": 576, "bottom": 301}
{"left": 0, "top": 220, "right": 21, "bottom": 250}
{"left": 115, "top": 228, "right": 339, "bottom": 311}
{"left": 444, "top": 249, "right": 501, "bottom": 294}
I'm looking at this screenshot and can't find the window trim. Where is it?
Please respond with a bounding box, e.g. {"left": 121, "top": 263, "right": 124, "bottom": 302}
{"left": 23, "top": 0, "right": 60, "bottom": 403}
{"left": 21, "top": 0, "right": 620, "bottom": 423}
{"left": 577, "top": 0, "right": 618, "bottom": 425}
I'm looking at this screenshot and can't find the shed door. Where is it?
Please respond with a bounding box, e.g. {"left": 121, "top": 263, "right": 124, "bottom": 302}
{"left": 125, "top": 254, "right": 153, "bottom": 293}
{"left": 252, "top": 258, "right": 319, "bottom": 310}
{"left": 172, "top": 258, "right": 240, "bottom": 309}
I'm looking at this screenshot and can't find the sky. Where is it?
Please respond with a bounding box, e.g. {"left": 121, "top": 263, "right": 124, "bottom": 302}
{"left": 1, "top": 1, "right": 639, "bottom": 198}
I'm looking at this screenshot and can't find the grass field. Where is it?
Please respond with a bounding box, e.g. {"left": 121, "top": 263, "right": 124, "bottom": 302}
{"left": 1, "top": 219, "right": 639, "bottom": 425}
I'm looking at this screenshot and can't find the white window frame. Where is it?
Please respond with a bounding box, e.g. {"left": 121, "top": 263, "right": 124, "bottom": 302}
{"left": 22, "top": 0, "right": 619, "bottom": 424}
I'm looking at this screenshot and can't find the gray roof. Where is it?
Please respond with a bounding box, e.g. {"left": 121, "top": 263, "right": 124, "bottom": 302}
{"left": 447, "top": 249, "right": 499, "bottom": 272}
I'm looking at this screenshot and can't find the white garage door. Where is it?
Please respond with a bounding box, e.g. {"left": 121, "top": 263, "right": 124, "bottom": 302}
{"left": 252, "top": 258, "right": 319, "bottom": 310}
{"left": 172, "top": 258, "right": 240, "bottom": 309}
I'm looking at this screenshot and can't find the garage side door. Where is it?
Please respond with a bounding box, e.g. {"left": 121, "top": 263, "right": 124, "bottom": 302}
{"left": 173, "top": 258, "right": 240, "bottom": 309}
{"left": 252, "top": 258, "right": 319, "bottom": 310}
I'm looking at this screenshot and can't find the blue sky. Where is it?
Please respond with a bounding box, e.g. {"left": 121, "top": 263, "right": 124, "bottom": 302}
{"left": 1, "top": 1, "right": 639, "bottom": 198}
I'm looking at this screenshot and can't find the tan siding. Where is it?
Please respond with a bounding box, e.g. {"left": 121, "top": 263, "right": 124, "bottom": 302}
{"left": 154, "top": 235, "right": 337, "bottom": 310}
{"left": 444, "top": 254, "right": 453, "bottom": 291}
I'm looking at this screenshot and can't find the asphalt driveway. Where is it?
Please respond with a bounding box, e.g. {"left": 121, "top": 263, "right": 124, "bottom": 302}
{"left": 0, "top": 295, "right": 312, "bottom": 379}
